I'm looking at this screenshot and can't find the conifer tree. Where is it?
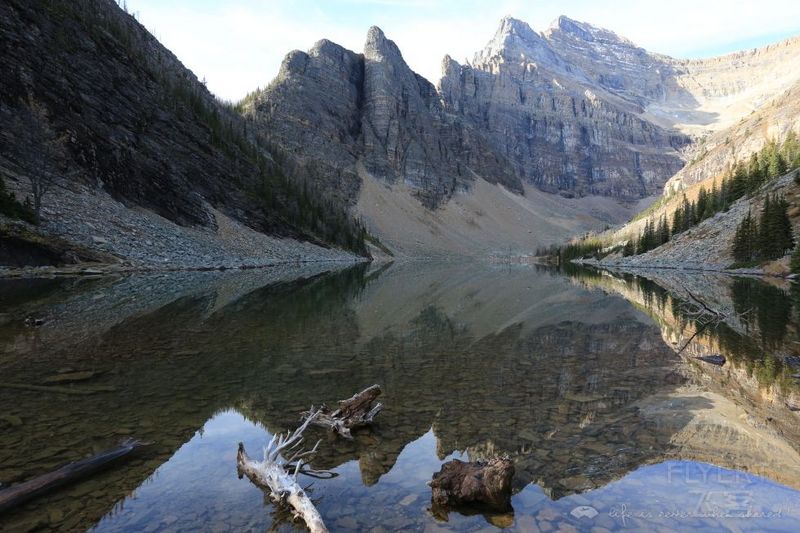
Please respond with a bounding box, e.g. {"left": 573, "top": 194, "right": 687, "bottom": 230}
{"left": 672, "top": 205, "right": 684, "bottom": 236}
{"left": 733, "top": 210, "right": 758, "bottom": 263}
{"left": 768, "top": 149, "right": 787, "bottom": 179}
{"left": 623, "top": 239, "right": 636, "bottom": 257}
{"left": 731, "top": 162, "right": 749, "bottom": 199}
{"left": 696, "top": 187, "right": 708, "bottom": 221}
{"left": 791, "top": 243, "right": 800, "bottom": 274}
{"left": 782, "top": 130, "right": 800, "bottom": 168}
{"left": 768, "top": 194, "right": 794, "bottom": 258}
{"left": 719, "top": 177, "right": 731, "bottom": 211}
{"left": 657, "top": 215, "right": 670, "bottom": 246}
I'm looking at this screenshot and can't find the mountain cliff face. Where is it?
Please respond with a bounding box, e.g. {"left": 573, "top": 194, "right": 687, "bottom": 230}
{"left": 254, "top": 16, "right": 800, "bottom": 208}
{"left": 250, "top": 18, "right": 693, "bottom": 204}
{"left": 578, "top": 32, "right": 800, "bottom": 270}
{"left": 242, "top": 27, "right": 521, "bottom": 208}
{"left": 439, "top": 17, "right": 687, "bottom": 199}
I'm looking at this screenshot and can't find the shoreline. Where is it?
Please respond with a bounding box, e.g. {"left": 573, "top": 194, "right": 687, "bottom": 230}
{"left": 573, "top": 258, "right": 796, "bottom": 279}
{"left": 0, "top": 257, "right": 369, "bottom": 279}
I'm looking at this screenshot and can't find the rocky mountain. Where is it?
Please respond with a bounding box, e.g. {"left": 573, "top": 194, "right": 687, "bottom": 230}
{"left": 440, "top": 17, "right": 687, "bottom": 199}
{"left": 240, "top": 27, "right": 522, "bottom": 209}
{"left": 573, "top": 36, "right": 800, "bottom": 271}
{"left": 0, "top": 0, "right": 367, "bottom": 269}
{"left": 248, "top": 17, "right": 693, "bottom": 205}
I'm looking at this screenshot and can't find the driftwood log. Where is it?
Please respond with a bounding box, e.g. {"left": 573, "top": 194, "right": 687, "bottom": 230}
{"left": 429, "top": 458, "right": 514, "bottom": 515}
{"left": 237, "top": 411, "right": 328, "bottom": 533}
{"left": 0, "top": 439, "right": 145, "bottom": 514}
{"left": 303, "top": 384, "right": 382, "bottom": 439}
{"left": 695, "top": 354, "right": 726, "bottom": 366}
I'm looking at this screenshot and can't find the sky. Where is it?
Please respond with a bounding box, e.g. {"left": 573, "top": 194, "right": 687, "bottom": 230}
{"left": 123, "top": 0, "right": 800, "bottom": 102}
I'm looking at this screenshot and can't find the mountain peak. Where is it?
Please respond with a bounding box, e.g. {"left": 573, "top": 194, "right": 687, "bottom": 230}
{"left": 546, "top": 15, "right": 634, "bottom": 46}
{"left": 366, "top": 25, "right": 386, "bottom": 43}
{"left": 364, "top": 25, "right": 404, "bottom": 61}
{"left": 495, "top": 15, "right": 538, "bottom": 41}
{"left": 476, "top": 15, "right": 556, "bottom": 66}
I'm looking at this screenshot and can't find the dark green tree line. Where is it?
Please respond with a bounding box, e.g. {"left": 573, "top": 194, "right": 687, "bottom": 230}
{"left": 732, "top": 194, "right": 794, "bottom": 264}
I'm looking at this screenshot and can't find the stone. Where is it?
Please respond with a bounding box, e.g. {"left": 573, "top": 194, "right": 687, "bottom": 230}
{"left": 399, "top": 493, "right": 418, "bottom": 506}
{"left": 48, "top": 509, "right": 65, "bottom": 524}
{"left": 0, "top": 414, "right": 23, "bottom": 427}
{"left": 334, "top": 516, "right": 359, "bottom": 530}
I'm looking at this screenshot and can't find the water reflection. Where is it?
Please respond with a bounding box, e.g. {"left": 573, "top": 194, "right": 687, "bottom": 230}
{"left": 1, "top": 262, "right": 799, "bottom": 532}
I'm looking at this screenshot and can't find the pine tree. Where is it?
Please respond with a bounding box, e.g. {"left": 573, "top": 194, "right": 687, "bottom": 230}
{"left": 696, "top": 187, "right": 708, "bottom": 221}
{"left": 657, "top": 215, "right": 670, "bottom": 246}
{"left": 672, "top": 206, "right": 683, "bottom": 235}
{"left": 782, "top": 130, "right": 800, "bottom": 168}
{"left": 687, "top": 200, "right": 698, "bottom": 231}
{"left": 768, "top": 149, "right": 787, "bottom": 179}
{"left": 719, "top": 177, "right": 731, "bottom": 211}
{"left": 772, "top": 194, "right": 794, "bottom": 257}
{"left": 638, "top": 219, "right": 659, "bottom": 254}
{"left": 731, "top": 162, "right": 749, "bottom": 199}
{"left": 755, "top": 194, "right": 793, "bottom": 260}
{"left": 758, "top": 194, "right": 773, "bottom": 259}
{"left": 674, "top": 195, "right": 693, "bottom": 234}
{"left": 705, "top": 181, "right": 719, "bottom": 218}
{"left": 791, "top": 244, "right": 800, "bottom": 274}
{"left": 623, "top": 239, "right": 636, "bottom": 257}
{"left": 733, "top": 210, "right": 758, "bottom": 263}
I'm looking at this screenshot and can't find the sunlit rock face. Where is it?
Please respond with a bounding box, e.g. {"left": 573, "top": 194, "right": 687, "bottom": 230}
{"left": 246, "top": 15, "right": 800, "bottom": 209}
{"left": 439, "top": 16, "right": 688, "bottom": 200}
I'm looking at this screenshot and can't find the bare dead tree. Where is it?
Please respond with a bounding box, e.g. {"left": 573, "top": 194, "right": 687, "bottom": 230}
{"left": 237, "top": 410, "right": 331, "bottom": 533}
{"left": 10, "top": 95, "right": 68, "bottom": 222}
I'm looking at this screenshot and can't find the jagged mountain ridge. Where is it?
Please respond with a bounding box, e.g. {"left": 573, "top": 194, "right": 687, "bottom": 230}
{"left": 241, "top": 27, "right": 522, "bottom": 209}
{"left": 249, "top": 15, "right": 800, "bottom": 210}
{"left": 247, "top": 17, "right": 688, "bottom": 205}
{"left": 440, "top": 17, "right": 687, "bottom": 199}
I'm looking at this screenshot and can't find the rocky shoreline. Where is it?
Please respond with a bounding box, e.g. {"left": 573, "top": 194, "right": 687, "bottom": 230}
{"left": 0, "top": 176, "right": 365, "bottom": 277}
{"left": 574, "top": 258, "right": 795, "bottom": 279}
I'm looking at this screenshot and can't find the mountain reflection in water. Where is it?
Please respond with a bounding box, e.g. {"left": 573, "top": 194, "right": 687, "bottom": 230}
{"left": 1, "top": 262, "right": 799, "bottom": 532}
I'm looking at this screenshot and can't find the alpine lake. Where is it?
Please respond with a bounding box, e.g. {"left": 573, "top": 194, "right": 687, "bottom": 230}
{"left": 1, "top": 261, "right": 799, "bottom": 532}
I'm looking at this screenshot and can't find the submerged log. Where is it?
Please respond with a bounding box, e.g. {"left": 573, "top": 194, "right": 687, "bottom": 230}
{"left": 0, "top": 439, "right": 145, "bottom": 514}
{"left": 0, "top": 382, "right": 116, "bottom": 395}
{"left": 429, "top": 458, "right": 514, "bottom": 515}
{"left": 237, "top": 411, "right": 328, "bottom": 533}
{"left": 695, "top": 355, "right": 726, "bottom": 366}
{"left": 303, "top": 384, "right": 383, "bottom": 439}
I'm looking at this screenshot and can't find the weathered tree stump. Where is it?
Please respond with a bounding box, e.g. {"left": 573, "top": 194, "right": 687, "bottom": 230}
{"left": 429, "top": 458, "right": 514, "bottom": 515}
{"left": 302, "top": 384, "right": 383, "bottom": 439}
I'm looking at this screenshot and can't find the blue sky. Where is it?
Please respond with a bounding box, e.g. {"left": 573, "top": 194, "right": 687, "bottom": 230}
{"left": 123, "top": 0, "right": 800, "bottom": 102}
